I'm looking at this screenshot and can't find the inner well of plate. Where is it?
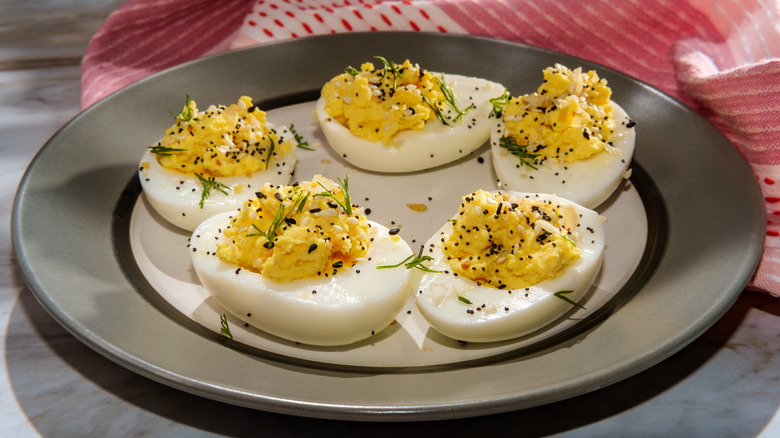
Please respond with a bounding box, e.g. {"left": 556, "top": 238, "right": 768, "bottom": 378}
{"left": 117, "top": 100, "right": 660, "bottom": 369}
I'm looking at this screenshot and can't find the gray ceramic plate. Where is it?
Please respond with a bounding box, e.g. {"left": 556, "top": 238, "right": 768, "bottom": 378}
{"left": 12, "top": 33, "right": 764, "bottom": 420}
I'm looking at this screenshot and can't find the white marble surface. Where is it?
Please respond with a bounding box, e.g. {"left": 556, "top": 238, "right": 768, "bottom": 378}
{"left": 2, "top": 1, "right": 780, "bottom": 436}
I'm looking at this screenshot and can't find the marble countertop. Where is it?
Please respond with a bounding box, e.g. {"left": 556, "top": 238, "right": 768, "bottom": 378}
{"left": 3, "top": 1, "right": 780, "bottom": 436}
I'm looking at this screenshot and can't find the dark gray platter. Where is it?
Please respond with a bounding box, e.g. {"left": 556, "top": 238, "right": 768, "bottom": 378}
{"left": 12, "top": 32, "right": 764, "bottom": 421}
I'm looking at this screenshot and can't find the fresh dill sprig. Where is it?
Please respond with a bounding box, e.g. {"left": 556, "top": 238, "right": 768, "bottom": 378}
{"left": 421, "top": 75, "right": 471, "bottom": 126}
{"left": 247, "top": 188, "right": 309, "bottom": 248}
{"left": 554, "top": 290, "right": 586, "bottom": 309}
{"left": 288, "top": 187, "right": 311, "bottom": 213}
{"left": 248, "top": 220, "right": 279, "bottom": 248}
{"left": 170, "top": 94, "right": 195, "bottom": 123}
{"left": 219, "top": 314, "right": 233, "bottom": 339}
{"left": 264, "top": 140, "right": 276, "bottom": 170}
{"left": 314, "top": 176, "right": 353, "bottom": 215}
{"left": 434, "top": 75, "right": 471, "bottom": 124}
{"left": 377, "top": 246, "right": 441, "bottom": 273}
{"left": 560, "top": 233, "right": 576, "bottom": 247}
{"left": 489, "top": 90, "right": 511, "bottom": 117}
{"left": 372, "top": 57, "right": 470, "bottom": 125}
{"left": 248, "top": 218, "right": 279, "bottom": 248}
{"left": 421, "top": 94, "right": 448, "bottom": 126}
{"left": 498, "top": 136, "right": 539, "bottom": 170}
{"left": 148, "top": 145, "right": 186, "bottom": 156}
{"left": 289, "top": 124, "right": 313, "bottom": 151}
{"left": 196, "top": 173, "right": 231, "bottom": 209}
{"left": 374, "top": 56, "right": 407, "bottom": 92}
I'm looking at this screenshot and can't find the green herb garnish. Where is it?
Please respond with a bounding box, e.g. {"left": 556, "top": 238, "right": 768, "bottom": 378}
{"left": 219, "top": 314, "right": 233, "bottom": 339}
{"left": 248, "top": 218, "right": 281, "bottom": 248}
{"left": 290, "top": 188, "right": 311, "bottom": 213}
{"left": 170, "top": 94, "right": 195, "bottom": 123}
{"left": 560, "top": 233, "right": 576, "bottom": 247}
{"left": 264, "top": 140, "right": 276, "bottom": 170}
{"left": 289, "top": 123, "right": 313, "bottom": 151}
{"left": 421, "top": 94, "right": 447, "bottom": 125}
{"left": 314, "top": 176, "right": 353, "bottom": 215}
{"left": 377, "top": 246, "right": 441, "bottom": 273}
{"left": 247, "top": 187, "right": 309, "bottom": 248}
{"left": 372, "top": 57, "right": 471, "bottom": 126}
{"left": 196, "top": 173, "right": 231, "bottom": 209}
{"left": 374, "top": 56, "right": 407, "bottom": 92}
{"left": 489, "top": 90, "right": 511, "bottom": 117}
{"left": 554, "top": 290, "right": 586, "bottom": 309}
{"left": 344, "top": 65, "right": 360, "bottom": 76}
{"left": 148, "top": 145, "right": 186, "bottom": 156}
{"left": 434, "top": 74, "right": 471, "bottom": 124}
{"left": 421, "top": 75, "right": 471, "bottom": 127}
{"left": 457, "top": 295, "right": 472, "bottom": 304}
{"left": 248, "top": 220, "right": 279, "bottom": 248}
{"left": 498, "top": 136, "right": 539, "bottom": 170}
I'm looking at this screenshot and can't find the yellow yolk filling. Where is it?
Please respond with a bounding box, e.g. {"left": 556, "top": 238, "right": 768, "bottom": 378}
{"left": 215, "top": 175, "right": 372, "bottom": 283}
{"left": 321, "top": 59, "right": 449, "bottom": 145}
{"left": 503, "top": 64, "right": 615, "bottom": 164}
{"left": 442, "top": 190, "right": 581, "bottom": 290}
{"left": 154, "top": 95, "right": 292, "bottom": 177}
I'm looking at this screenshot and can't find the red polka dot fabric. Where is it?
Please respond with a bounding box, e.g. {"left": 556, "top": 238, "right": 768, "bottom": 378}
{"left": 81, "top": 0, "right": 780, "bottom": 295}
{"left": 233, "top": 0, "right": 460, "bottom": 42}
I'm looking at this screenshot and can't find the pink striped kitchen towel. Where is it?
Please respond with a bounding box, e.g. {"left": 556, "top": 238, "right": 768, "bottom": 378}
{"left": 81, "top": 0, "right": 780, "bottom": 295}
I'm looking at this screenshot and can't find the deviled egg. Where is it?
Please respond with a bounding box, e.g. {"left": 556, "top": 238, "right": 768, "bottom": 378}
{"left": 139, "top": 95, "right": 297, "bottom": 231}
{"left": 413, "top": 189, "right": 605, "bottom": 343}
{"left": 189, "top": 175, "right": 414, "bottom": 346}
{"left": 316, "top": 57, "right": 506, "bottom": 173}
{"left": 491, "top": 64, "right": 636, "bottom": 208}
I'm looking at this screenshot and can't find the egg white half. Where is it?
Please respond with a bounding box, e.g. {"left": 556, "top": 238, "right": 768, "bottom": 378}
{"left": 413, "top": 192, "right": 605, "bottom": 343}
{"left": 491, "top": 102, "right": 635, "bottom": 209}
{"left": 315, "top": 74, "right": 506, "bottom": 173}
{"left": 190, "top": 212, "right": 415, "bottom": 346}
{"left": 138, "top": 126, "right": 296, "bottom": 231}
